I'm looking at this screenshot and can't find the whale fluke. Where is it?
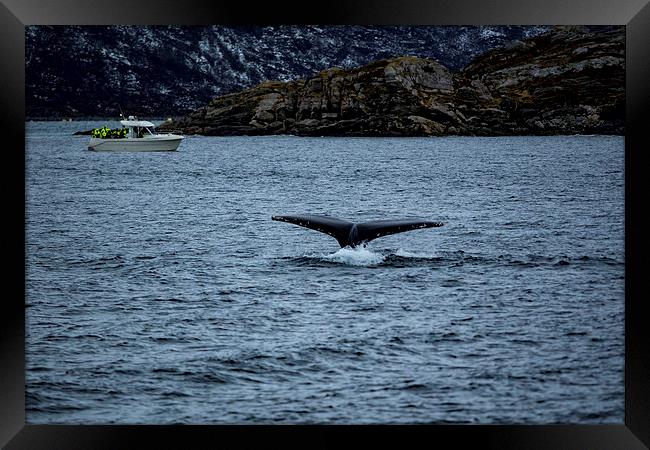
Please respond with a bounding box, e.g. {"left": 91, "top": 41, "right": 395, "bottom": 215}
{"left": 271, "top": 214, "right": 443, "bottom": 248}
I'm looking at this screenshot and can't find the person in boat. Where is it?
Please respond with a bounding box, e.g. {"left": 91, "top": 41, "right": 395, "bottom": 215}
{"left": 91, "top": 126, "right": 129, "bottom": 139}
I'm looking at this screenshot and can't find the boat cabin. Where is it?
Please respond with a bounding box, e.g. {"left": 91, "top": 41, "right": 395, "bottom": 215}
{"left": 120, "top": 117, "right": 157, "bottom": 138}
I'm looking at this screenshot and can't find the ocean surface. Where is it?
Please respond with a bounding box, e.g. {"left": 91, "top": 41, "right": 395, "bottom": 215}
{"left": 25, "top": 121, "right": 625, "bottom": 424}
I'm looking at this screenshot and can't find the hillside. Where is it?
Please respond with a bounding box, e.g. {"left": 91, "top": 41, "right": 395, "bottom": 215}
{"left": 25, "top": 25, "right": 550, "bottom": 119}
{"left": 159, "top": 26, "right": 624, "bottom": 136}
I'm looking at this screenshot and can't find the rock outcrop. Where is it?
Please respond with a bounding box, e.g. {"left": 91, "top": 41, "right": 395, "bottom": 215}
{"left": 26, "top": 25, "right": 551, "bottom": 119}
{"left": 160, "top": 26, "right": 624, "bottom": 136}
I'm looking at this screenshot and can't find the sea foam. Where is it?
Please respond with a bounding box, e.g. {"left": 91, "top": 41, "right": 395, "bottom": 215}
{"left": 320, "top": 246, "right": 386, "bottom": 266}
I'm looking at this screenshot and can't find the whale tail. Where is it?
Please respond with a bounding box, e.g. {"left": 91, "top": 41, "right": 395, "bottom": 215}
{"left": 271, "top": 214, "right": 443, "bottom": 248}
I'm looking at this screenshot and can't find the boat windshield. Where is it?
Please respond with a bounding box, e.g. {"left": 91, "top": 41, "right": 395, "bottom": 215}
{"left": 131, "top": 126, "right": 157, "bottom": 138}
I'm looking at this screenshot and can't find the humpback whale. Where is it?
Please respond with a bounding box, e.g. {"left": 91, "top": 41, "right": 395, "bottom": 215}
{"left": 271, "top": 214, "right": 444, "bottom": 248}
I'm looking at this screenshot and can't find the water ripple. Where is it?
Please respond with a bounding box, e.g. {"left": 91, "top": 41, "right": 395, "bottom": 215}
{"left": 25, "top": 129, "right": 624, "bottom": 424}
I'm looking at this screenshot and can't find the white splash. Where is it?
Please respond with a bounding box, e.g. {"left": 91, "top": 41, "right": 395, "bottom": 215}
{"left": 321, "top": 246, "right": 386, "bottom": 266}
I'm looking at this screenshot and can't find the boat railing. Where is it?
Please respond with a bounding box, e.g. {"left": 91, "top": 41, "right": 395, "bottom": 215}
{"left": 157, "top": 129, "right": 185, "bottom": 135}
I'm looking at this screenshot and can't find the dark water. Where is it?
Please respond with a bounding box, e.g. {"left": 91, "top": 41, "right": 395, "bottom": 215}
{"left": 25, "top": 121, "right": 625, "bottom": 424}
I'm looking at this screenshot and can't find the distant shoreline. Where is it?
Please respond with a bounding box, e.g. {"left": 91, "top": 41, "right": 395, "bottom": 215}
{"left": 26, "top": 117, "right": 177, "bottom": 122}
{"left": 24, "top": 120, "right": 624, "bottom": 137}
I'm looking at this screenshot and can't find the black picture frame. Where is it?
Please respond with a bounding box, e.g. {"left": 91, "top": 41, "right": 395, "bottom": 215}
{"left": 2, "top": 0, "right": 648, "bottom": 448}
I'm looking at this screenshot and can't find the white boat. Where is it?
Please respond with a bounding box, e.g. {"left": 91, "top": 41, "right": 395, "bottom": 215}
{"left": 88, "top": 117, "right": 183, "bottom": 152}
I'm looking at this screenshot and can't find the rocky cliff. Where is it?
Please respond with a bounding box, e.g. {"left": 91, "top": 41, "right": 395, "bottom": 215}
{"left": 26, "top": 25, "right": 551, "bottom": 119}
{"left": 160, "top": 26, "right": 624, "bottom": 136}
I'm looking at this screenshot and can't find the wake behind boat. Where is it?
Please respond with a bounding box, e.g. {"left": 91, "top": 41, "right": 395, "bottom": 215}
{"left": 88, "top": 116, "right": 184, "bottom": 152}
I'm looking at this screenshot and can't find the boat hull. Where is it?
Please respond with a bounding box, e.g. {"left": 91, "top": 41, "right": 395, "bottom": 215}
{"left": 88, "top": 135, "right": 183, "bottom": 152}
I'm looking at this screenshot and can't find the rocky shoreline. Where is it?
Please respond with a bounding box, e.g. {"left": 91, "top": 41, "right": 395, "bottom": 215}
{"left": 159, "top": 26, "right": 624, "bottom": 137}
